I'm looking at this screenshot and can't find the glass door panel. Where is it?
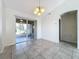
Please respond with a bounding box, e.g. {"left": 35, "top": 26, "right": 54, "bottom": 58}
{"left": 16, "top": 19, "right": 27, "bottom": 43}
{"left": 27, "top": 20, "right": 35, "bottom": 40}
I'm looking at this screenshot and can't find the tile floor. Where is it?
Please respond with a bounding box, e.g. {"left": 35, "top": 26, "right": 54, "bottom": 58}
{"left": 16, "top": 36, "right": 32, "bottom": 44}
{"left": 0, "top": 39, "right": 79, "bottom": 59}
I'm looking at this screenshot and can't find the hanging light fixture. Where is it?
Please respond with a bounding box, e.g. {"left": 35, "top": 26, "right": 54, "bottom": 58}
{"left": 34, "top": 0, "right": 45, "bottom": 16}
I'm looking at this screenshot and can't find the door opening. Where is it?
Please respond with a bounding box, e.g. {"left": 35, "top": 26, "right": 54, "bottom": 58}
{"left": 16, "top": 18, "right": 37, "bottom": 44}
{"left": 59, "top": 10, "right": 77, "bottom": 48}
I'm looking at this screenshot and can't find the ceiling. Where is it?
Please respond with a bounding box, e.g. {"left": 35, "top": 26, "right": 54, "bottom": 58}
{"left": 4, "top": 0, "right": 65, "bottom": 16}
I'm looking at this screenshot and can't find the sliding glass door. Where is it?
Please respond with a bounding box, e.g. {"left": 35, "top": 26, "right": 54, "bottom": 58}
{"left": 27, "top": 20, "right": 37, "bottom": 40}
{"left": 16, "top": 19, "right": 27, "bottom": 43}
{"left": 16, "top": 19, "right": 37, "bottom": 44}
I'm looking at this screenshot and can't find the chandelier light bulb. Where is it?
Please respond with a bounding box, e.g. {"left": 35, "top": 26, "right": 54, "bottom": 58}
{"left": 34, "top": 7, "right": 45, "bottom": 16}
{"left": 35, "top": 7, "right": 39, "bottom": 12}
{"left": 41, "top": 8, "right": 45, "bottom": 12}
{"left": 34, "top": 11, "right": 38, "bottom": 14}
{"left": 38, "top": 12, "right": 41, "bottom": 16}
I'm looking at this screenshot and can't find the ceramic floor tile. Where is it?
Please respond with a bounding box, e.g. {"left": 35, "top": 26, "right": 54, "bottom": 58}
{"left": 25, "top": 48, "right": 39, "bottom": 58}
{"left": 73, "top": 49, "right": 79, "bottom": 59}
{"left": 54, "top": 51, "right": 72, "bottom": 59}
{"left": 59, "top": 48, "right": 73, "bottom": 56}
{"left": 33, "top": 54, "right": 45, "bottom": 59}
{"left": 41, "top": 46, "right": 59, "bottom": 59}
{"left": 2, "top": 46, "right": 12, "bottom": 59}
{"left": 0, "top": 39, "right": 78, "bottom": 59}
{"left": 0, "top": 54, "right": 3, "bottom": 59}
{"left": 15, "top": 53, "right": 26, "bottom": 59}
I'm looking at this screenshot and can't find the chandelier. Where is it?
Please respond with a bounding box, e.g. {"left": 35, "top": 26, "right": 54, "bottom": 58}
{"left": 34, "top": 0, "right": 45, "bottom": 16}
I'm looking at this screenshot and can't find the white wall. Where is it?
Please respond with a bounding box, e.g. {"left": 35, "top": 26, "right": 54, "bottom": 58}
{"left": 0, "top": 0, "right": 6, "bottom": 53}
{"left": 0, "top": 0, "right": 3, "bottom": 53}
{"left": 42, "top": 14, "right": 59, "bottom": 43}
{"left": 4, "top": 8, "right": 42, "bottom": 47}
{"left": 41, "top": 0, "right": 79, "bottom": 49}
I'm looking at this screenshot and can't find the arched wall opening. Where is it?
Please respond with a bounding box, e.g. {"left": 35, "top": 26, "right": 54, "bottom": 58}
{"left": 59, "top": 10, "right": 77, "bottom": 48}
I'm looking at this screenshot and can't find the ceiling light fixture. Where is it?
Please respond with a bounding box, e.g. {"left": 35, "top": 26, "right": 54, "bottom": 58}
{"left": 34, "top": 0, "right": 45, "bottom": 16}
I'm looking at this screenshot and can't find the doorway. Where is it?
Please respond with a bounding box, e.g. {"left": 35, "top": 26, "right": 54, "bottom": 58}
{"left": 16, "top": 18, "right": 37, "bottom": 44}
{"left": 59, "top": 10, "right": 77, "bottom": 48}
